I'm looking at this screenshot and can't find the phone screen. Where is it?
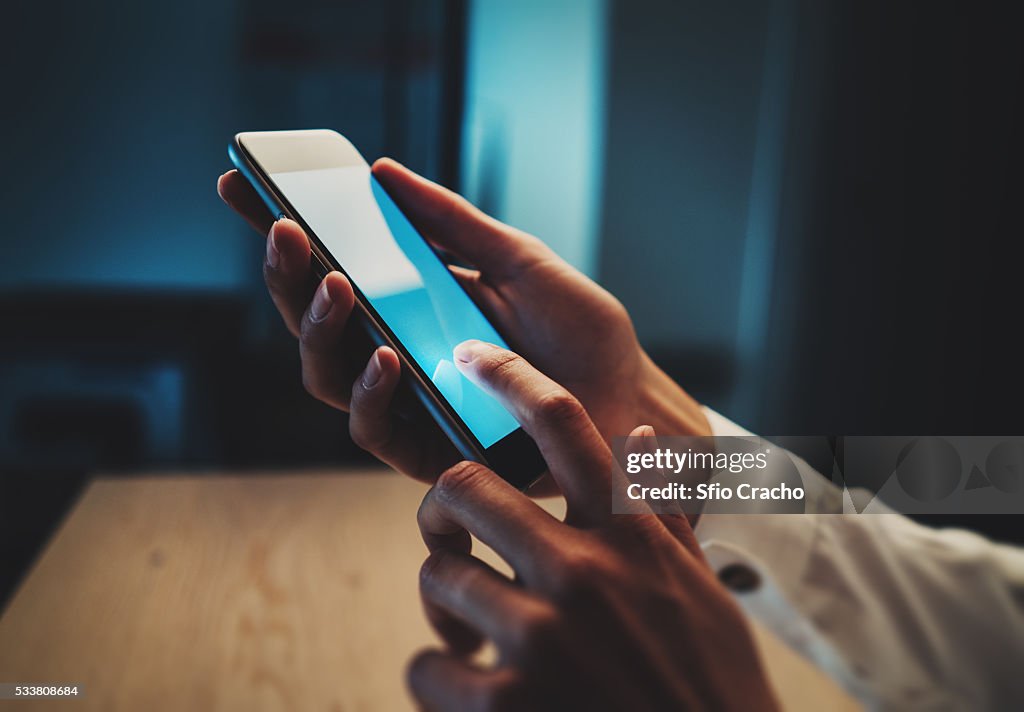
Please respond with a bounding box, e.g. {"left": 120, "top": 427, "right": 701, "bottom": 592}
{"left": 270, "top": 165, "right": 521, "bottom": 448}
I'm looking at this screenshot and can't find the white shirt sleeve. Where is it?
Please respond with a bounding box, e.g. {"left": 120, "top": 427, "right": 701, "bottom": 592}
{"left": 695, "top": 408, "right": 1024, "bottom": 710}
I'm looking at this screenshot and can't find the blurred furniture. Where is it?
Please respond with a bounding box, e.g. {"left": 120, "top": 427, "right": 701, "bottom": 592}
{"left": 0, "top": 469, "right": 858, "bottom": 710}
{"left": 0, "top": 290, "right": 364, "bottom": 606}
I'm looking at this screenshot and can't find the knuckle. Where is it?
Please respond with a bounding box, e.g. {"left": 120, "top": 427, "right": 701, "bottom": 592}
{"left": 418, "top": 549, "right": 451, "bottom": 587}
{"left": 534, "top": 390, "right": 587, "bottom": 429}
{"left": 518, "top": 232, "right": 550, "bottom": 256}
{"left": 452, "top": 194, "right": 474, "bottom": 216}
{"left": 511, "top": 604, "right": 560, "bottom": 651}
{"left": 604, "top": 295, "right": 631, "bottom": 327}
{"left": 446, "top": 193, "right": 474, "bottom": 223}
{"left": 348, "top": 419, "right": 373, "bottom": 451}
{"left": 436, "top": 192, "right": 471, "bottom": 233}
{"left": 449, "top": 563, "right": 487, "bottom": 603}
{"left": 417, "top": 550, "right": 483, "bottom": 599}
{"left": 298, "top": 309, "right": 321, "bottom": 345}
{"left": 548, "top": 548, "right": 609, "bottom": 601}
{"left": 348, "top": 396, "right": 384, "bottom": 449}
{"left": 625, "top": 512, "right": 673, "bottom": 545}
{"left": 434, "top": 461, "right": 489, "bottom": 505}
{"left": 347, "top": 420, "right": 365, "bottom": 449}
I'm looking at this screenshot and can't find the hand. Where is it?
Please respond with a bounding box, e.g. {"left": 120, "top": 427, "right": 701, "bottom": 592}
{"left": 408, "top": 342, "right": 778, "bottom": 711}
{"left": 217, "top": 160, "right": 710, "bottom": 484}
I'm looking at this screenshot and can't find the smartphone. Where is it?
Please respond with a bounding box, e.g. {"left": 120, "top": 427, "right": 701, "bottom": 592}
{"left": 229, "top": 129, "right": 546, "bottom": 489}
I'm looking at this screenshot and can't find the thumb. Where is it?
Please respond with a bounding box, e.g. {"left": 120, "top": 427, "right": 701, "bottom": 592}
{"left": 371, "top": 158, "right": 548, "bottom": 278}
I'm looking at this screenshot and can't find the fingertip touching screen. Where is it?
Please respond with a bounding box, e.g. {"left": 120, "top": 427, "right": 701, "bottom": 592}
{"left": 270, "top": 165, "right": 521, "bottom": 448}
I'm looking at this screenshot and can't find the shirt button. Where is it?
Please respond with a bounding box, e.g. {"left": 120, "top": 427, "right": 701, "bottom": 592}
{"left": 718, "top": 563, "right": 761, "bottom": 592}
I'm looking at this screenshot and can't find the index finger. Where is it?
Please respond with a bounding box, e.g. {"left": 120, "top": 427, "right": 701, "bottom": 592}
{"left": 453, "top": 341, "right": 613, "bottom": 526}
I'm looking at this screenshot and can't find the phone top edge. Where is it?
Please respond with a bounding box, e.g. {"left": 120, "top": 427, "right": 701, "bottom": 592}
{"left": 235, "top": 128, "right": 339, "bottom": 139}
{"left": 235, "top": 129, "right": 365, "bottom": 173}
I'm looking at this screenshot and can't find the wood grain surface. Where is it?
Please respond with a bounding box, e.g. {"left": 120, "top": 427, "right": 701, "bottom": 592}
{"left": 0, "top": 470, "right": 858, "bottom": 711}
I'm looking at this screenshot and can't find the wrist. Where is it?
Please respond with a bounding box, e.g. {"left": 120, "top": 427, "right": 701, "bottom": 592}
{"left": 636, "top": 351, "right": 712, "bottom": 437}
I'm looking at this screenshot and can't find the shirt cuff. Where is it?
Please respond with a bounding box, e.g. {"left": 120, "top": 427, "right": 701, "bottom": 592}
{"left": 694, "top": 407, "right": 827, "bottom": 599}
{"left": 700, "top": 406, "right": 846, "bottom": 514}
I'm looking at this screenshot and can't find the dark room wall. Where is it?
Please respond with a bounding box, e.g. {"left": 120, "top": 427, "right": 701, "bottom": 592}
{"left": 598, "top": 0, "right": 774, "bottom": 413}
{"left": 598, "top": 0, "right": 1024, "bottom": 441}
{"left": 763, "top": 0, "right": 1024, "bottom": 436}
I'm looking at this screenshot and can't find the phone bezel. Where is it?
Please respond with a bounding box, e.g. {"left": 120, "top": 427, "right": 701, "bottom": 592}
{"left": 230, "top": 129, "right": 546, "bottom": 490}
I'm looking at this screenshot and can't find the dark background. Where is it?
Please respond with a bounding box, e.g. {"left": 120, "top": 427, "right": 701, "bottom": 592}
{"left": 2, "top": 0, "right": 1023, "bottom": 606}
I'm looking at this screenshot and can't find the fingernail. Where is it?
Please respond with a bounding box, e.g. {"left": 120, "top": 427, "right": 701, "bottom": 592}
{"left": 266, "top": 223, "right": 281, "bottom": 269}
{"left": 310, "top": 279, "right": 333, "bottom": 321}
{"left": 363, "top": 349, "right": 383, "bottom": 389}
{"left": 454, "top": 340, "right": 497, "bottom": 363}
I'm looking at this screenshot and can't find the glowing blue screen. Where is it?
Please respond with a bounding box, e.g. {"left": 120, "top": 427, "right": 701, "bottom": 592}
{"left": 271, "top": 166, "right": 520, "bottom": 448}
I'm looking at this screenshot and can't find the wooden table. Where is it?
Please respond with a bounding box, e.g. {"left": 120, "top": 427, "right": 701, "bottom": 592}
{"left": 0, "top": 470, "right": 858, "bottom": 711}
